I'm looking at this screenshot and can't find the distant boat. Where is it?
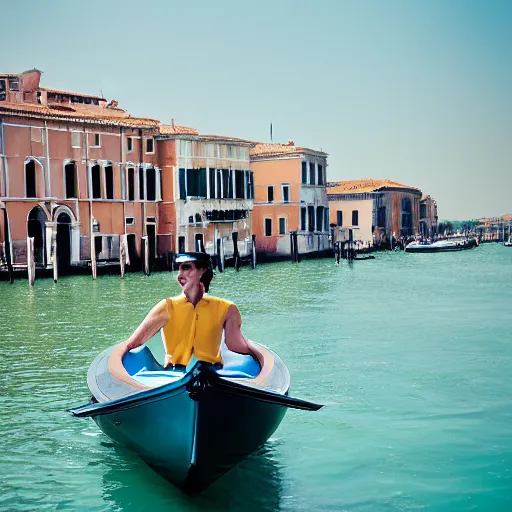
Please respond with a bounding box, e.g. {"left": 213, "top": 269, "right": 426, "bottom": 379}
{"left": 70, "top": 341, "right": 322, "bottom": 493}
{"left": 505, "top": 235, "right": 512, "bottom": 247}
{"left": 405, "top": 236, "right": 479, "bottom": 253}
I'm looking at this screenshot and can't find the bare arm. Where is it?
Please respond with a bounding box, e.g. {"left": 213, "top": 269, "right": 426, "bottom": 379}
{"left": 123, "top": 299, "right": 169, "bottom": 352}
{"left": 224, "top": 304, "right": 266, "bottom": 365}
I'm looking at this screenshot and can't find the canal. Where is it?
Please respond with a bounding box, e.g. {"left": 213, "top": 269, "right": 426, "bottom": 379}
{"left": 1, "top": 244, "right": 511, "bottom": 511}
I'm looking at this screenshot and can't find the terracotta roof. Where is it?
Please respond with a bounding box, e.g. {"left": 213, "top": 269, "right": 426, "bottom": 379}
{"left": 159, "top": 123, "right": 199, "bottom": 135}
{"left": 327, "top": 179, "right": 422, "bottom": 195}
{"left": 41, "top": 87, "right": 105, "bottom": 100}
{"left": 158, "top": 125, "right": 253, "bottom": 145}
{"left": 250, "top": 141, "right": 327, "bottom": 157}
{"left": 0, "top": 101, "right": 159, "bottom": 128}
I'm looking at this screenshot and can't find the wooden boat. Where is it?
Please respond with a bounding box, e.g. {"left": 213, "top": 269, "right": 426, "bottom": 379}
{"left": 70, "top": 341, "right": 322, "bottom": 493}
{"left": 405, "top": 236, "right": 478, "bottom": 253}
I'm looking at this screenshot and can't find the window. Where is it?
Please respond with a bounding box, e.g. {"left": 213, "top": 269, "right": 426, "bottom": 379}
{"left": 180, "top": 140, "right": 192, "bottom": 157}
{"left": 316, "top": 206, "right": 324, "bottom": 231}
{"left": 282, "top": 184, "right": 290, "bottom": 203}
{"left": 308, "top": 205, "right": 315, "bottom": 231}
{"left": 128, "top": 168, "right": 135, "bottom": 201}
{"left": 71, "top": 131, "right": 81, "bottom": 148}
{"left": 234, "top": 170, "right": 245, "bottom": 199}
{"left": 179, "top": 168, "right": 186, "bottom": 199}
{"left": 318, "top": 164, "right": 324, "bottom": 185}
{"left": 31, "top": 128, "right": 42, "bottom": 144}
{"left": 265, "top": 218, "right": 272, "bottom": 237}
{"left": 309, "top": 162, "right": 316, "bottom": 185}
{"left": 279, "top": 217, "right": 286, "bottom": 235}
{"left": 146, "top": 168, "right": 156, "bottom": 201}
{"left": 8, "top": 78, "right": 19, "bottom": 91}
{"left": 25, "top": 160, "right": 37, "bottom": 198}
{"left": 92, "top": 133, "right": 101, "bottom": 147}
{"left": 377, "top": 206, "right": 386, "bottom": 228}
{"left": 301, "top": 162, "right": 307, "bottom": 184}
{"left": 352, "top": 210, "right": 359, "bottom": 226}
{"left": 420, "top": 203, "right": 427, "bottom": 219}
{"left": 145, "top": 138, "right": 155, "bottom": 154}
{"left": 246, "top": 171, "right": 254, "bottom": 199}
{"left": 195, "top": 233, "right": 204, "bottom": 252}
{"left": 139, "top": 167, "right": 145, "bottom": 200}
{"left": 337, "top": 210, "right": 343, "bottom": 226}
{"left": 402, "top": 197, "right": 412, "bottom": 224}
{"left": 178, "top": 236, "right": 186, "bottom": 253}
{"left": 91, "top": 165, "right": 101, "bottom": 198}
{"left": 65, "top": 162, "right": 78, "bottom": 198}
{"left": 105, "top": 165, "right": 114, "bottom": 199}
{"left": 186, "top": 168, "right": 207, "bottom": 198}
{"left": 127, "top": 137, "right": 133, "bottom": 152}
{"left": 208, "top": 168, "right": 216, "bottom": 198}
{"left": 267, "top": 185, "right": 274, "bottom": 203}
{"left": 206, "top": 143, "right": 215, "bottom": 158}
{"left": 126, "top": 217, "right": 135, "bottom": 225}
{"left": 301, "top": 207, "right": 307, "bottom": 230}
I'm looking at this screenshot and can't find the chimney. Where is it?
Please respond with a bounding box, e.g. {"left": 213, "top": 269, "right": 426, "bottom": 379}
{"left": 287, "top": 139, "right": 294, "bottom": 146}
{"left": 171, "top": 118, "right": 175, "bottom": 129}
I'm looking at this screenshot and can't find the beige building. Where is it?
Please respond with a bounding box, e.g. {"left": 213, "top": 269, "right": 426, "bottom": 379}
{"left": 327, "top": 179, "right": 423, "bottom": 246}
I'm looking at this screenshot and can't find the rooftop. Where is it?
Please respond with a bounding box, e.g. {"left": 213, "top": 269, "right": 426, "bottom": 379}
{"left": 41, "top": 87, "right": 105, "bottom": 100}
{"left": 0, "top": 101, "right": 160, "bottom": 128}
{"left": 250, "top": 140, "right": 327, "bottom": 158}
{"left": 327, "top": 178, "right": 422, "bottom": 195}
{"left": 159, "top": 123, "right": 200, "bottom": 135}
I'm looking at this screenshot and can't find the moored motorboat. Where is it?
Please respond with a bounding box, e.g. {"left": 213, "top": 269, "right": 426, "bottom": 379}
{"left": 405, "top": 236, "right": 478, "bottom": 253}
{"left": 504, "top": 236, "right": 512, "bottom": 247}
{"left": 70, "top": 341, "right": 322, "bottom": 493}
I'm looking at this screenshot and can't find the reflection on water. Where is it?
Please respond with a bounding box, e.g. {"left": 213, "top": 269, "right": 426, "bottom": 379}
{"left": 101, "top": 444, "right": 283, "bottom": 512}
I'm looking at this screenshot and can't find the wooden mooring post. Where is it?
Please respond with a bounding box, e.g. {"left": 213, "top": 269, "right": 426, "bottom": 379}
{"left": 216, "top": 238, "right": 225, "bottom": 273}
{"left": 3, "top": 208, "right": 14, "bottom": 284}
{"left": 232, "top": 232, "right": 240, "bottom": 271}
{"left": 52, "top": 229, "right": 58, "bottom": 284}
{"left": 251, "top": 234, "right": 257, "bottom": 269}
{"left": 119, "top": 235, "right": 126, "bottom": 279}
{"left": 27, "top": 236, "right": 35, "bottom": 286}
{"left": 142, "top": 236, "right": 150, "bottom": 276}
{"left": 293, "top": 231, "right": 300, "bottom": 263}
{"left": 91, "top": 235, "right": 97, "bottom": 280}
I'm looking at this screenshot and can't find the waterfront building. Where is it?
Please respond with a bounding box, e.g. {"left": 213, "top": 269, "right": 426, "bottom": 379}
{"left": 475, "top": 214, "right": 512, "bottom": 242}
{"left": 250, "top": 141, "right": 330, "bottom": 260}
{"left": 327, "top": 179, "right": 422, "bottom": 246}
{"left": 419, "top": 195, "right": 439, "bottom": 237}
{"left": 156, "top": 124, "right": 255, "bottom": 264}
{"left": 0, "top": 69, "right": 161, "bottom": 277}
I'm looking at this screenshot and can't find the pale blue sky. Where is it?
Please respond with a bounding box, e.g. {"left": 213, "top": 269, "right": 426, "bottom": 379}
{"left": 1, "top": 0, "right": 511, "bottom": 219}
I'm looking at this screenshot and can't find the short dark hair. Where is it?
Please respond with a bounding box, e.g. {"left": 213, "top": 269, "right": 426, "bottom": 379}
{"left": 195, "top": 260, "right": 214, "bottom": 292}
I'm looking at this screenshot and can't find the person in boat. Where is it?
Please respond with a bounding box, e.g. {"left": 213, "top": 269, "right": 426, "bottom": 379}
{"left": 121, "top": 252, "right": 265, "bottom": 370}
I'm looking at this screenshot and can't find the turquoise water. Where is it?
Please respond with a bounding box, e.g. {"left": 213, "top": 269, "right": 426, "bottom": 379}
{"left": 1, "top": 244, "right": 511, "bottom": 511}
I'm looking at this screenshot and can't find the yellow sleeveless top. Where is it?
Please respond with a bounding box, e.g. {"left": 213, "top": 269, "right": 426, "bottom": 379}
{"left": 162, "top": 295, "right": 233, "bottom": 367}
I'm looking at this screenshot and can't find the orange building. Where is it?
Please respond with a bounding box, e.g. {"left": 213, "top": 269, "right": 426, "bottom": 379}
{"left": 156, "top": 124, "right": 255, "bottom": 266}
{"left": 250, "top": 141, "right": 330, "bottom": 259}
{"left": 327, "top": 179, "right": 422, "bottom": 245}
{"left": 0, "top": 69, "right": 161, "bottom": 278}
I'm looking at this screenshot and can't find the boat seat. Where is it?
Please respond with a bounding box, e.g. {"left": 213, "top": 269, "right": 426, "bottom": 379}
{"left": 123, "top": 344, "right": 261, "bottom": 387}
{"left": 216, "top": 345, "right": 261, "bottom": 379}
